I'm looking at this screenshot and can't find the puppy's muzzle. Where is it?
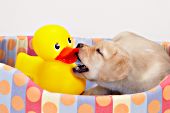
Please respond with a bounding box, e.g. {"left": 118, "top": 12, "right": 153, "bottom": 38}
{"left": 76, "top": 43, "right": 84, "bottom": 48}
{"left": 73, "top": 43, "right": 89, "bottom": 73}
{"left": 73, "top": 64, "right": 89, "bottom": 73}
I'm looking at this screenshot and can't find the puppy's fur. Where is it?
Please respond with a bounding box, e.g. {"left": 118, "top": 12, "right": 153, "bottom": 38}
{"left": 73, "top": 32, "right": 170, "bottom": 95}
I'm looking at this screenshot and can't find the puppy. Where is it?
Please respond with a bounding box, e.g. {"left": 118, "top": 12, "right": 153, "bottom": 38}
{"left": 73, "top": 32, "right": 170, "bottom": 95}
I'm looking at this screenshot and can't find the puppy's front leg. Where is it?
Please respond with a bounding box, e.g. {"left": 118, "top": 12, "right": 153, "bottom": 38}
{"left": 83, "top": 86, "right": 112, "bottom": 95}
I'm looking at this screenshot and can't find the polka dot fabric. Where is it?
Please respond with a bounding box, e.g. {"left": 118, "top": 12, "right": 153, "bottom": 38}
{"left": 0, "top": 37, "right": 170, "bottom": 113}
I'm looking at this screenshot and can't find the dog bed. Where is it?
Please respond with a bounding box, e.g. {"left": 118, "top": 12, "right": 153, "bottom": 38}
{"left": 0, "top": 36, "right": 170, "bottom": 113}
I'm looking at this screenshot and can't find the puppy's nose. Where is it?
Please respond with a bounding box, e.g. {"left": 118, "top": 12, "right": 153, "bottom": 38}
{"left": 76, "top": 43, "right": 84, "bottom": 48}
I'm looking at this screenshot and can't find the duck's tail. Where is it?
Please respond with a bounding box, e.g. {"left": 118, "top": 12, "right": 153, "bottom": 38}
{"left": 15, "top": 53, "right": 43, "bottom": 81}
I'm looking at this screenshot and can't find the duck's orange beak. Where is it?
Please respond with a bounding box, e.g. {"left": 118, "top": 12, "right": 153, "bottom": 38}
{"left": 55, "top": 47, "right": 79, "bottom": 64}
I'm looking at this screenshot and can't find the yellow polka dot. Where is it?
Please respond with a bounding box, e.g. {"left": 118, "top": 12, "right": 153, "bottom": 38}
{"left": 7, "top": 39, "right": 16, "bottom": 51}
{"left": 96, "top": 96, "right": 111, "bottom": 106}
{"left": 114, "top": 104, "right": 129, "bottom": 113}
{"left": 17, "top": 36, "right": 26, "bottom": 40}
{"left": 164, "top": 109, "right": 170, "bottom": 113}
{"left": 28, "top": 111, "right": 36, "bottom": 113}
{"left": 12, "top": 96, "right": 24, "bottom": 111}
{"left": 29, "top": 39, "right": 33, "bottom": 49}
{"left": 0, "top": 80, "right": 10, "bottom": 95}
{"left": 17, "top": 48, "right": 26, "bottom": 54}
{"left": 131, "top": 93, "right": 146, "bottom": 105}
{"left": 43, "top": 102, "right": 57, "bottom": 113}
{"left": 0, "top": 49, "right": 5, "bottom": 60}
{"left": 7, "top": 58, "right": 14, "bottom": 66}
{"left": 148, "top": 100, "right": 160, "bottom": 113}
{"left": 0, "top": 104, "right": 9, "bottom": 113}
{"left": 78, "top": 104, "right": 93, "bottom": 113}
{"left": 163, "top": 85, "right": 170, "bottom": 101}
{"left": 3, "top": 65, "right": 13, "bottom": 71}
{"left": 13, "top": 73, "right": 27, "bottom": 87}
{"left": 60, "top": 94, "right": 75, "bottom": 106}
{"left": 26, "top": 87, "right": 41, "bottom": 102}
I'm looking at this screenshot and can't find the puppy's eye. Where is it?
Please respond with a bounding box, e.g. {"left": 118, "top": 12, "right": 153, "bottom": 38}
{"left": 96, "top": 48, "right": 103, "bottom": 56}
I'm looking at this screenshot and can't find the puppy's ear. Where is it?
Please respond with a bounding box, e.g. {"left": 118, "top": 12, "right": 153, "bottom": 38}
{"left": 98, "top": 47, "right": 130, "bottom": 82}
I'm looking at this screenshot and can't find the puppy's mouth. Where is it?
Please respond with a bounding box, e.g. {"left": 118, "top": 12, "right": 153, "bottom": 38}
{"left": 72, "top": 53, "right": 89, "bottom": 73}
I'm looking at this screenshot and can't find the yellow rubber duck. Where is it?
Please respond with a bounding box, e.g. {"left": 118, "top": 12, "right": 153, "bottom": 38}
{"left": 15, "top": 25, "right": 86, "bottom": 94}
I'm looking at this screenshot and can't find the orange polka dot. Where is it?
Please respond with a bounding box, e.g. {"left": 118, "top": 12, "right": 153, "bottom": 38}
{"left": 28, "top": 111, "right": 36, "bottom": 113}
{"left": 13, "top": 73, "right": 27, "bottom": 87}
{"left": 149, "top": 87, "right": 157, "bottom": 92}
{"left": 114, "top": 104, "right": 129, "bottom": 113}
{"left": 7, "top": 58, "right": 14, "bottom": 66}
{"left": 164, "top": 109, "right": 170, "bottom": 113}
{"left": 0, "top": 36, "right": 4, "bottom": 42}
{"left": 17, "top": 36, "right": 26, "bottom": 40}
{"left": 12, "top": 96, "right": 24, "bottom": 111}
{"left": 0, "top": 104, "right": 9, "bottom": 113}
{"left": 43, "top": 102, "right": 57, "bottom": 113}
{"left": 131, "top": 93, "right": 146, "bottom": 105}
{"left": 0, "top": 49, "right": 5, "bottom": 60}
{"left": 78, "top": 104, "right": 93, "bottom": 113}
{"left": 96, "top": 96, "right": 111, "bottom": 106}
{"left": 29, "top": 39, "right": 33, "bottom": 49}
{"left": 17, "top": 48, "right": 26, "bottom": 54}
{"left": 163, "top": 85, "right": 170, "bottom": 101}
{"left": 0, "top": 80, "right": 10, "bottom": 95}
{"left": 3, "top": 65, "right": 13, "bottom": 71}
{"left": 92, "top": 38, "right": 103, "bottom": 44}
{"left": 26, "top": 87, "right": 41, "bottom": 102}
{"left": 60, "top": 94, "right": 75, "bottom": 106}
{"left": 7, "top": 39, "right": 16, "bottom": 51}
{"left": 148, "top": 100, "right": 160, "bottom": 113}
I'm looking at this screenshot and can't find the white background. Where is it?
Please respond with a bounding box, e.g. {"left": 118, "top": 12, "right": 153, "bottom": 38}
{"left": 0, "top": 0, "right": 170, "bottom": 41}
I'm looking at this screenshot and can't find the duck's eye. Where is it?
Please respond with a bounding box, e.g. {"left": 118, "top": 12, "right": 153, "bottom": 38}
{"left": 96, "top": 48, "right": 103, "bottom": 56}
{"left": 68, "top": 37, "right": 71, "bottom": 44}
{"left": 55, "top": 43, "right": 60, "bottom": 50}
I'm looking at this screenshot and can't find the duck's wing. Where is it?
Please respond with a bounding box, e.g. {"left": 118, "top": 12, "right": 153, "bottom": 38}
{"left": 15, "top": 53, "right": 43, "bottom": 80}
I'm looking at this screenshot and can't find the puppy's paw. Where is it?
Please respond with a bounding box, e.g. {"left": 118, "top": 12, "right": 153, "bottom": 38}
{"left": 83, "top": 86, "right": 112, "bottom": 95}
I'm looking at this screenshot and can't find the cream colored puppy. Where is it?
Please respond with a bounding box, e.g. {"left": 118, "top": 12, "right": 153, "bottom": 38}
{"left": 73, "top": 32, "right": 170, "bottom": 95}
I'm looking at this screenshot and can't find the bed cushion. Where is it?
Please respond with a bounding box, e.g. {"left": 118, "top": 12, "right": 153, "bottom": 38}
{"left": 0, "top": 36, "right": 170, "bottom": 113}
